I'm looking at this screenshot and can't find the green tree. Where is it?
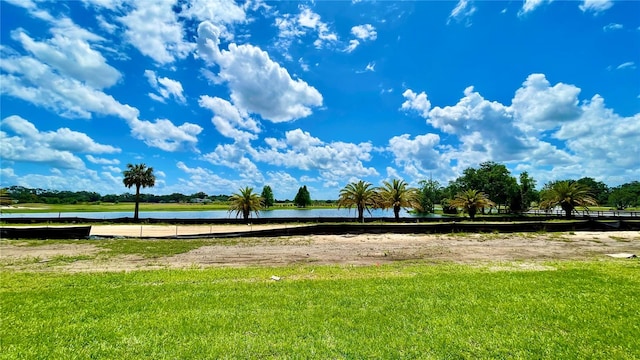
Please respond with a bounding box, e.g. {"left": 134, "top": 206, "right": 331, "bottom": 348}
{"left": 294, "top": 185, "right": 312, "bottom": 207}
{"left": 457, "top": 162, "right": 518, "bottom": 214}
{"left": 540, "top": 181, "right": 597, "bottom": 219}
{"left": 0, "top": 188, "right": 13, "bottom": 206}
{"left": 122, "top": 163, "right": 156, "bottom": 221}
{"left": 337, "top": 180, "right": 378, "bottom": 223}
{"left": 608, "top": 181, "right": 640, "bottom": 209}
{"left": 576, "top": 177, "right": 609, "bottom": 205}
{"left": 261, "top": 185, "right": 275, "bottom": 208}
{"left": 418, "top": 179, "right": 442, "bottom": 214}
{"left": 377, "top": 179, "right": 421, "bottom": 221}
{"left": 228, "top": 187, "right": 263, "bottom": 221}
{"left": 448, "top": 190, "right": 495, "bottom": 220}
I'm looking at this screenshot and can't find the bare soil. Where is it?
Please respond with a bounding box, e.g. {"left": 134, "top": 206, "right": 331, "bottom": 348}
{"left": 1, "top": 228, "right": 638, "bottom": 272}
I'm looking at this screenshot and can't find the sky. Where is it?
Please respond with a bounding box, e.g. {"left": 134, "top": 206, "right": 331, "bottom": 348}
{"left": 1, "top": 0, "right": 639, "bottom": 200}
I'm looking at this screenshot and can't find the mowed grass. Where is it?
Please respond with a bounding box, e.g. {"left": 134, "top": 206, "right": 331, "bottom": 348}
{"left": 2, "top": 261, "right": 639, "bottom": 359}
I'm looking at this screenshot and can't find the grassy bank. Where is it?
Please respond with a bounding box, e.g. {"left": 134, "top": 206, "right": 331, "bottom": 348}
{"left": 2, "top": 261, "right": 639, "bottom": 359}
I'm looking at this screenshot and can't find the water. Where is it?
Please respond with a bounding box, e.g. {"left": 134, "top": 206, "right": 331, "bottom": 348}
{"left": 1, "top": 208, "right": 444, "bottom": 219}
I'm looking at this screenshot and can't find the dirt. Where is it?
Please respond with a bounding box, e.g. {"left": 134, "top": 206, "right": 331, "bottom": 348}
{"left": 1, "top": 229, "right": 639, "bottom": 272}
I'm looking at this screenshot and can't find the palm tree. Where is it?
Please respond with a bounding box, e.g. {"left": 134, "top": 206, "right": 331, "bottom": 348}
{"left": 228, "top": 186, "right": 264, "bottom": 221}
{"left": 448, "top": 189, "right": 495, "bottom": 220}
{"left": 540, "top": 181, "right": 597, "bottom": 219}
{"left": 377, "top": 179, "right": 421, "bottom": 221}
{"left": 122, "top": 163, "right": 155, "bottom": 221}
{"left": 337, "top": 180, "right": 378, "bottom": 223}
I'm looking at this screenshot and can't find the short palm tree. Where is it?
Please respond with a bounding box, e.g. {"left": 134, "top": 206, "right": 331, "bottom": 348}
{"left": 540, "top": 181, "right": 597, "bottom": 219}
{"left": 448, "top": 189, "right": 495, "bottom": 220}
{"left": 228, "top": 186, "right": 264, "bottom": 221}
{"left": 337, "top": 180, "right": 378, "bottom": 223}
{"left": 122, "top": 163, "right": 155, "bottom": 221}
{"left": 377, "top": 179, "right": 421, "bottom": 221}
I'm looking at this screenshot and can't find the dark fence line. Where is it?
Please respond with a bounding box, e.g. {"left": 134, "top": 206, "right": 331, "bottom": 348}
{"left": 162, "top": 219, "right": 640, "bottom": 239}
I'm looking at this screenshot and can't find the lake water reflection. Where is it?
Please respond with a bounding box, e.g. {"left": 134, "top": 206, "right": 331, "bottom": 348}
{"left": 1, "top": 208, "right": 444, "bottom": 219}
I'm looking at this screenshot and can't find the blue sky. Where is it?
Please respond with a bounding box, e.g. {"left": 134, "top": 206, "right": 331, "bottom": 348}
{"left": 1, "top": 0, "right": 639, "bottom": 200}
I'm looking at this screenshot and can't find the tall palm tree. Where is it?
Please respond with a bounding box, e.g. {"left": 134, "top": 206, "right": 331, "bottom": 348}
{"left": 377, "top": 179, "right": 421, "bottom": 221}
{"left": 337, "top": 180, "right": 378, "bottom": 223}
{"left": 122, "top": 163, "right": 155, "bottom": 221}
{"left": 540, "top": 181, "right": 597, "bottom": 219}
{"left": 448, "top": 189, "right": 495, "bottom": 220}
{"left": 228, "top": 186, "right": 264, "bottom": 221}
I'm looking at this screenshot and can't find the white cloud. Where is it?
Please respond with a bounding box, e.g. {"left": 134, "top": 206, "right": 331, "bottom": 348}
{"left": 86, "top": 155, "right": 120, "bottom": 165}
{"left": 118, "top": 0, "right": 195, "bottom": 64}
{"left": 579, "top": 0, "right": 613, "bottom": 14}
{"left": 199, "top": 95, "right": 260, "bottom": 142}
{"left": 401, "top": 90, "right": 431, "bottom": 118}
{"left": 351, "top": 24, "right": 377, "bottom": 40}
{"left": 172, "top": 161, "right": 243, "bottom": 196}
{"left": 518, "top": 0, "right": 551, "bottom": 16}
{"left": 603, "top": 23, "right": 623, "bottom": 32}
{"left": 511, "top": 73, "right": 581, "bottom": 132}
{"left": 252, "top": 129, "right": 379, "bottom": 183}
{"left": 387, "top": 133, "right": 446, "bottom": 176}
{"left": 144, "top": 70, "right": 186, "bottom": 103}
{"left": 448, "top": 0, "right": 476, "bottom": 26}
{"left": 0, "top": 115, "right": 123, "bottom": 169}
{"left": 275, "top": 6, "right": 338, "bottom": 50}
{"left": 616, "top": 62, "right": 636, "bottom": 70}
{"left": 128, "top": 118, "right": 202, "bottom": 152}
{"left": 344, "top": 39, "right": 360, "bottom": 53}
{"left": 197, "top": 21, "right": 323, "bottom": 122}
{"left": 202, "top": 143, "right": 264, "bottom": 182}
{"left": 398, "top": 73, "right": 640, "bottom": 186}
{"left": 11, "top": 20, "right": 121, "bottom": 89}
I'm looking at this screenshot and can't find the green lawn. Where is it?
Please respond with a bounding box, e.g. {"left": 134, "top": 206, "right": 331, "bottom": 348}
{"left": 2, "top": 261, "right": 639, "bottom": 359}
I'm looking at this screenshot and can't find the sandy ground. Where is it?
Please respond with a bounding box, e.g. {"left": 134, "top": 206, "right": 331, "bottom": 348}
{"left": 89, "top": 224, "right": 304, "bottom": 237}
{"left": 1, "top": 227, "right": 638, "bottom": 272}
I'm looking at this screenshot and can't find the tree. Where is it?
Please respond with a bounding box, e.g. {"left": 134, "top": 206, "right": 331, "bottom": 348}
{"left": 608, "top": 181, "right": 640, "bottom": 210}
{"left": 0, "top": 188, "right": 13, "bottom": 206}
{"left": 122, "top": 163, "right": 155, "bottom": 221}
{"left": 337, "top": 180, "right": 378, "bottom": 223}
{"left": 228, "top": 187, "right": 263, "bottom": 221}
{"left": 457, "top": 162, "right": 518, "bottom": 214}
{"left": 261, "top": 185, "right": 275, "bottom": 208}
{"left": 576, "top": 177, "right": 609, "bottom": 205}
{"left": 377, "top": 179, "right": 421, "bottom": 221}
{"left": 294, "top": 185, "right": 312, "bottom": 207}
{"left": 518, "top": 171, "right": 538, "bottom": 211}
{"left": 448, "top": 190, "right": 495, "bottom": 220}
{"left": 540, "top": 181, "right": 597, "bottom": 219}
{"left": 418, "top": 179, "right": 442, "bottom": 214}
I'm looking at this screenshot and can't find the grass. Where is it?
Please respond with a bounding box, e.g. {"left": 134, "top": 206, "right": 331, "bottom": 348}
{"left": 1, "top": 261, "right": 639, "bottom": 359}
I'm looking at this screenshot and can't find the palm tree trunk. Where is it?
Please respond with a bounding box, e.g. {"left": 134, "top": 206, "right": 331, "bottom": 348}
{"left": 394, "top": 205, "right": 400, "bottom": 222}
{"left": 358, "top": 205, "right": 364, "bottom": 223}
{"left": 134, "top": 184, "right": 140, "bottom": 221}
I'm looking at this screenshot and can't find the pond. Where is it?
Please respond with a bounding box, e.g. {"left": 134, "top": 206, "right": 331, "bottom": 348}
{"left": 1, "top": 208, "right": 445, "bottom": 219}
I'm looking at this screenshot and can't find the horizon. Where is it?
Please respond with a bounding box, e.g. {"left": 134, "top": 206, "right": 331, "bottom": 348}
{"left": 1, "top": 0, "right": 638, "bottom": 200}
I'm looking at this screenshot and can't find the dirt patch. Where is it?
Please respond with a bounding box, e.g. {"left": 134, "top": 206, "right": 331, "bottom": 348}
{"left": 1, "top": 230, "right": 638, "bottom": 272}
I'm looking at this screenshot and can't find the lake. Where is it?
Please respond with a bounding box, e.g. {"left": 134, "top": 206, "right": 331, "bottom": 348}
{"left": 1, "top": 208, "right": 444, "bottom": 219}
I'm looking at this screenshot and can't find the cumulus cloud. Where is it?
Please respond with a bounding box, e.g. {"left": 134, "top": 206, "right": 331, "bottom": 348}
{"left": 252, "top": 129, "right": 378, "bottom": 184}
{"left": 128, "top": 118, "right": 202, "bottom": 152}
{"left": 401, "top": 90, "right": 431, "bottom": 118}
{"left": 448, "top": 0, "right": 476, "bottom": 26}
{"left": 197, "top": 21, "right": 323, "bottom": 122}
{"left": 118, "top": 0, "right": 195, "bottom": 64}
{"left": 199, "top": 95, "right": 260, "bottom": 142}
{"left": 144, "top": 70, "right": 186, "bottom": 103}
{"left": 387, "top": 133, "right": 445, "bottom": 176}
{"left": 397, "top": 73, "right": 640, "bottom": 186}
{"left": 0, "top": 115, "right": 120, "bottom": 169}
{"left": 579, "top": 0, "right": 613, "bottom": 14}
{"left": 351, "top": 24, "right": 377, "bottom": 40}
